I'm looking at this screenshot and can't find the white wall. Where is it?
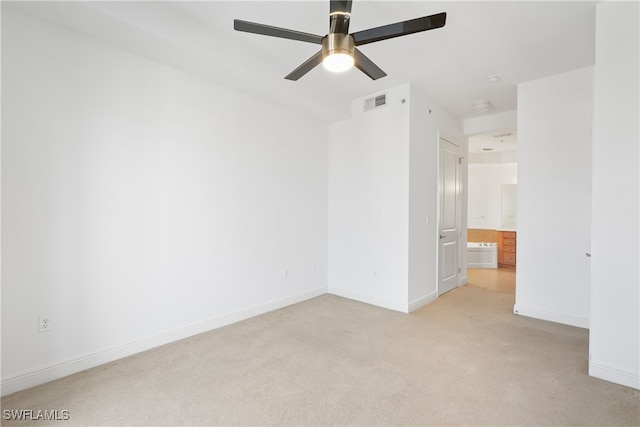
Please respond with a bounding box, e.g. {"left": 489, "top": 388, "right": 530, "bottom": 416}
{"left": 467, "top": 163, "right": 517, "bottom": 230}
{"left": 589, "top": 1, "right": 639, "bottom": 390}
{"left": 1, "top": 9, "right": 328, "bottom": 394}
{"left": 328, "top": 85, "right": 411, "bottom": 312}
{"left": 327, "top": 84, "right": 462, "bottom": 312}
{"left": 408, "top": 86, "right": 465, "bottom": 308}
{"left": 515, "top": 66, "right": 593, "bottom": 328}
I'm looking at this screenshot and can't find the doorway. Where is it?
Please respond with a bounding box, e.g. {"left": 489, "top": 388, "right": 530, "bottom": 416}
{"left": 466, "top": 128, "right": 518, "bottom": 294}
{"left": 438, "top": 136, "right": 462, "bottom": 296}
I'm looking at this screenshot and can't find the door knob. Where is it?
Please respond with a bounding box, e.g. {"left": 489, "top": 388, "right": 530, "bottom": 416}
{"left": 439, "top": 234, "right": 446, "bottom": 239}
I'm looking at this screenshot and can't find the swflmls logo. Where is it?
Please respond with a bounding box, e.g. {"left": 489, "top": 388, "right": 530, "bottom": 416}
{"left": 3, "top": 409, "right": 70, "bottom": 421}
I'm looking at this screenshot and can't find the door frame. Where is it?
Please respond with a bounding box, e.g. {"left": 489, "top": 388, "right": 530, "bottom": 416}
{"left": 437, "top": 133, "right": 464, "bottom": 296}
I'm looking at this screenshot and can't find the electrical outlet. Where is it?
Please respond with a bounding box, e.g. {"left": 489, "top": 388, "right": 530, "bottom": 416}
{"left": 38, "top": 317, "right": 51, "bottom": 333}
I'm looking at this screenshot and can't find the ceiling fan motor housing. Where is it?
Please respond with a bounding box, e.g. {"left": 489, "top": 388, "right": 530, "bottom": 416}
{"left": 322, "top": 33, "right": 355, "bottom": 60}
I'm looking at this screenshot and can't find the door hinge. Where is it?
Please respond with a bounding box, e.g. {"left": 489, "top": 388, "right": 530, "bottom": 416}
{"left": 458, "top": 157, "right": 464, "bottom": 164}
{"left": 458, "top": 267, "right": 461, "bottom": 273}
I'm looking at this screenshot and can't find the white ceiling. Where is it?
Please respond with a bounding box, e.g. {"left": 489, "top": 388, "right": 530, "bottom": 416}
{"left": 6, "top": 1, "right": 597, "bottom": 124}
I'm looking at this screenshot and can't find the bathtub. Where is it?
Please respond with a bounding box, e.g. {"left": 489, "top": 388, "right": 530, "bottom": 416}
{"left": 467, "top": 242, "right": 498, "bottom": 268}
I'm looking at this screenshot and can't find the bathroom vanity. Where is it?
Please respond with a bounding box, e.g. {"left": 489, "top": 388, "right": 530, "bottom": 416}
{"left": 497, "top": 230, "right": 517, "bottom": 266}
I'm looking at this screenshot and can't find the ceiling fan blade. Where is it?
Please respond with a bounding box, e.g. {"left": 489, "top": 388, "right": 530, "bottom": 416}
{"left": 351, "top": 12, "right": 446, "bottom": 46}
{"left": 354, "top": 48, "right": 387, "bottom": 80}
{"left": 234, "top": 19, "right": 323, "bottom": 44}
{"left": 284, "top": 51, "right": 324, "bottom": 81}
{"left": 329, "top": 0, "right": 353, "bottom": 34}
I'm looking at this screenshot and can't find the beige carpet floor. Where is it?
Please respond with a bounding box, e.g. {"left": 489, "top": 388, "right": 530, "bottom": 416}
{"left": 2, "top": 280, "right": 639, "bottom": 426}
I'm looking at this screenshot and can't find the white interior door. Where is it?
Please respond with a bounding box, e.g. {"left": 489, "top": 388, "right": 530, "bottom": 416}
{"left": 438, "top": 137, "right": 461, "bottom": 295}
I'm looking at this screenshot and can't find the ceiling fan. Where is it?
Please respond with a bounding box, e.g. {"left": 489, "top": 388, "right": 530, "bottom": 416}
{"left": 234, "top": 0, "right": 446, "bottom": 81}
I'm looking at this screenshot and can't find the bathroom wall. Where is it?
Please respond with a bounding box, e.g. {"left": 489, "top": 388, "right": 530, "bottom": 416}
{"left": 467, "top": 163, "right": 517, "bottom": 231}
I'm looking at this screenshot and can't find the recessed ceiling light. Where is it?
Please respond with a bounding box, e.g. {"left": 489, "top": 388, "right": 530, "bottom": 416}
{"left": 473, "top": 101, "right": 490, "bottom": 113}
{"left": 486, "top": 75, "right": 501, "bottom": 83}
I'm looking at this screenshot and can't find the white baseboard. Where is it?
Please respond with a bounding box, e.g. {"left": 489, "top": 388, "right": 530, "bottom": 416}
{"left": 513, "top": 304, "right": 589, "bottom": 329}
{"left": 589, "top": 360, "right": 640, "bottom": 390}
{"left": 328, "top": 287, "right": 408, "bottom": 313}
{"left": 408, "top": 291, "right": 438, "bottom": 312}
{"left": 1, "top": 287, "right": 326, "bottom": 397}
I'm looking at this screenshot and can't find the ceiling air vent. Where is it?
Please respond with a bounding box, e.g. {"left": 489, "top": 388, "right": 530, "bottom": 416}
{"left": 364, "top": 93, "right": 387, "bottom": 112}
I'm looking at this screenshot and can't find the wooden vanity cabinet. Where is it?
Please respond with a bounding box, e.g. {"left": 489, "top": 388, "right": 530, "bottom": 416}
{"left": 498, "top": 231, "right": 517, "bottom": 266}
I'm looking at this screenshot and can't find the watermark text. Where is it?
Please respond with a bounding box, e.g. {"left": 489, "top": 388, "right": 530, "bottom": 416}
{"left": 3, "top": 409, "right": 70, "bottom": 421}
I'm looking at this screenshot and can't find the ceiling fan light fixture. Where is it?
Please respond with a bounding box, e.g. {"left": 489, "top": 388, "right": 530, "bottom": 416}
{"left": 323, "top": 53, "right": 354, "bottom": 72}
{"left": 322, "top": 33, "right": 355, "bottom": 73}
